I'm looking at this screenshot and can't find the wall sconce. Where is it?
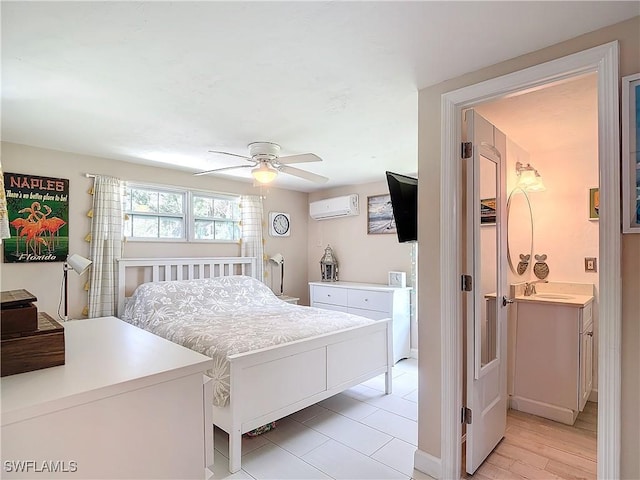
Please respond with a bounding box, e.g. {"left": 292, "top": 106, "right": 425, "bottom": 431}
{"left": 252, "top": 162, "right": 278, "bottom": 184}
{"left": 320, "top": 245, "right": 338, "bottom": 282}
{"left": 63, "top": 253, "right": 92, "bottom": 321}
{"left": 515, "top": 161, "right": 546, "bottom": 192}
{"left": 269, "top": 253, "right": 284, "bottom": 295}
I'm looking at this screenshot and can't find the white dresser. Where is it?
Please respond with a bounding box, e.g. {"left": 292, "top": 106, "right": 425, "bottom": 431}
{"left": 309, "top": 281, "right": 411, "bottom": 363}
{"left": 1, "top": 317, "right": 213, "bottom": 479}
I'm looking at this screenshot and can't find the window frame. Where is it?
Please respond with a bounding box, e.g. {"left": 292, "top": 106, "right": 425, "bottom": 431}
{"left": 189, "top": 189, "right": 241, "bottom": 243}
{"left": 123, "top": 183, "right": 241, "bottom": 243}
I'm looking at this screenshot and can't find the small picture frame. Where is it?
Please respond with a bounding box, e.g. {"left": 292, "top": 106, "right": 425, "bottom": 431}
{"left": 589, "top": 187, "right": 599, "bottom": 220}
{"left": 388, "top": 271, "right": 406, "bottom": 288}
{"left": 480, "top": 198, "right": 496, "bottom": 225}
{"left": 622, "top": 73, "right": 640, "bottom": 233}
{"left": 367, "top": 194, "right": 396, "bottom": 235}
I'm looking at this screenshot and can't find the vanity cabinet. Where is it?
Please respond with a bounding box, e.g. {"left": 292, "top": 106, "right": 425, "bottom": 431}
{"left": 580, "top": 308, "right": 594, "bottom": 409}
{"left": 309, "top": 281, "right": 411, "bottom": 364}
{"left": 512, "top": 296, "right": 593, "bottom": 425}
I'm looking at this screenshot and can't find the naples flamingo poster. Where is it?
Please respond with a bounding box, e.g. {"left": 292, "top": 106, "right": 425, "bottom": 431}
{"left": 3, "top": 172, "right": 69, "bottom": 263}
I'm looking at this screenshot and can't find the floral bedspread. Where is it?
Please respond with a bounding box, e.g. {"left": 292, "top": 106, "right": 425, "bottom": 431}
{"left": 122, "top": 275, "right": 373, "bottom": 407}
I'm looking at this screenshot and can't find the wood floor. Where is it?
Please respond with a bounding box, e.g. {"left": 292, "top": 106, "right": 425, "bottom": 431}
{"left": 468, "top": 402, "right": 597, "bottom": 480}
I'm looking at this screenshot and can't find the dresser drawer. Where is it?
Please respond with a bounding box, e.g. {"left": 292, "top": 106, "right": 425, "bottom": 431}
{"left": 348, "top": 307, "right": 390, "bottom": 321}
{"left": 312, "top": 302, "right": 349, "bottom": 314}
{"left": 311, "top": 285, "right": 348, "bottom": 306}
{"left": 347, "top": 289, "right": 391, "bottom": 312}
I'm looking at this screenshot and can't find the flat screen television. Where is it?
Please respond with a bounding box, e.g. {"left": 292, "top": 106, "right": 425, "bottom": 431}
{"left": 386, "top": 171, "right": 417, "bottom": 243}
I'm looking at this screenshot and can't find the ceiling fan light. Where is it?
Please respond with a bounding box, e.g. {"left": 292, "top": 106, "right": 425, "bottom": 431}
{"left": 251, "top": 163, "right": 278, "bottom": 183}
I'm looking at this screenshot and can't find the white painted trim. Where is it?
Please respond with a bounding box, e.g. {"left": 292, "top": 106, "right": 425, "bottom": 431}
{"left": 589, "top": 388, "right": 599, "bottom": 403}
{"left": 410, "top": 348, "right": 419, "bottom": 359}
{"left": 414, "top": 448, "right": 442, "bottom": 479}
{"left": 439, "top": 42, "right": 620, "bottom": 480}
{"left": 510, "top": 396, "right": 578, "bottom": 425}
{"left": 439, "top": 88, "right": 463, "bottom": 480}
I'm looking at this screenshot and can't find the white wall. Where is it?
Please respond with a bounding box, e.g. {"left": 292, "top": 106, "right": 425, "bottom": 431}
{"left": 0, "top": 142, "right": 311, "bottom": 318}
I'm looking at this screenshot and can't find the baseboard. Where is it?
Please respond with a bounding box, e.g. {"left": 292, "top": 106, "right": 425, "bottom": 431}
{"left": 588, "top": 388, "right": 598, "bottom": 403}
{"left": 511, "top": 395, "right": 577, "bottom": 425}
{"left": 410, "top": 348, "right": 418, "bottom": 359}
{"left": 414, "top": 448, "right": 441, "bottom": 479}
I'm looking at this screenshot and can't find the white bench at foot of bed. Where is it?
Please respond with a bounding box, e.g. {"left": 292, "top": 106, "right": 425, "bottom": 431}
{"left": 212, "top": 318, "right": 393, "bottom": 473}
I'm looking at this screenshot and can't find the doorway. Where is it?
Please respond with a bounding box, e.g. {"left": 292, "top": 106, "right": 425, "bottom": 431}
{"left": 464, "top": 74, "right": 600, "bottom": 477}
{"left": 438, "top": 42, "right": 621, "bottom": 480}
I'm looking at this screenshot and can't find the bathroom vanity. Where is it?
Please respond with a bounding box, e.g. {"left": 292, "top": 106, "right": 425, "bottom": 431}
{"left": 511, "top": 289, "right": 594, "bottom": 425}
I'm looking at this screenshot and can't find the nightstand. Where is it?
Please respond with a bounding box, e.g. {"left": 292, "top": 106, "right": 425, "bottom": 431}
{"left": 278, "top": 295, "right": 299, "bottom": 305}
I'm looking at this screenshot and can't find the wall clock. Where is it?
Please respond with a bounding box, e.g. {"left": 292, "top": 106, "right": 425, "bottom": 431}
{"left": 269, "top": 212, "right": 291, "bottom": 237}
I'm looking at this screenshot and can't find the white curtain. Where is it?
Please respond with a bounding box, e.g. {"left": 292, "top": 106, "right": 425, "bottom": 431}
{"left": 240, "top": 195, "right": 264, "bottom": 281}
{"left": 88, "top": 175, "right": 123, "bottom": 318}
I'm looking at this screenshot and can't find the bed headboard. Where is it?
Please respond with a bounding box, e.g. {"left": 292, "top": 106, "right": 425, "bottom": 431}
{"left": 116, "top": 256, "right": 258, "bottom": 317}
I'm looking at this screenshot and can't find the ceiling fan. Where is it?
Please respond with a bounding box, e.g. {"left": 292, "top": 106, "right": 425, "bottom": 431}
{"left": 194, "top": 142, "right": 329, "bottom": 184}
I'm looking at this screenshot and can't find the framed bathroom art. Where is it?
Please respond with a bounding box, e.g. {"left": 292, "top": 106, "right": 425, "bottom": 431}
{"left": 589, "top": 187, "right": 599, "bottom": 220}
{"left": 622, "top": 72, "right": 640, "bottom": 233}
{"left": 480, "top": 197, "right": 496, "bottom": 225}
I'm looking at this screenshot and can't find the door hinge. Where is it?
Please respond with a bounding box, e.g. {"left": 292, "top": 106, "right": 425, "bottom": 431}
{"left": 461, "top": 142, "right": 472, "bottom": 159}
{"left": 461, "top": 274, "right": 473, "bottom": 292}
{"left": 462, "top": 407, "right": 473, "bottom": 424}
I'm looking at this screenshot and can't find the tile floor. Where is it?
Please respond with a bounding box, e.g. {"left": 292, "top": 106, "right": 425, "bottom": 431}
{"left": 211, "top": 358, "right": 434, "bottom": 480}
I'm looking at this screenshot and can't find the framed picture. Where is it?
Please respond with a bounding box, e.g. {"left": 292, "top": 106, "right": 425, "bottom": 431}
{"left": 480, "top": 198, "right": 496, "bottom": 225}
{"left": 2, "top": 172, "right": 70, "bottom": 263}
{"left": 367, "top": 194, "right": 396, "bottom": 234}
{"left": 622, "top": 73, "right": 640, "bottom": 233}
{"left": 589, "top": 187, "right": 599, "bottom": 220}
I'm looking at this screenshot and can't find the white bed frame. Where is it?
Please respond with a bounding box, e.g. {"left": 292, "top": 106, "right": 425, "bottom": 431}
{"left": 116, "top": 257, "right": 393, "bottom": 473}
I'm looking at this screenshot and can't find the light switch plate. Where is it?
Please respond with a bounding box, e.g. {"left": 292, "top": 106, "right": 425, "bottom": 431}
{"left": 585, "top": 257, "right": 597, "bottom": 272}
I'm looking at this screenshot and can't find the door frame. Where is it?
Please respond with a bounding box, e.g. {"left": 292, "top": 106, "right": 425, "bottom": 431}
{"left": 439, "top": 42, "right": 620, "bottom": 479}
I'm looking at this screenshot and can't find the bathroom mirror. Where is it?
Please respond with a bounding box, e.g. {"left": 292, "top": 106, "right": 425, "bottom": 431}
{"left": 507, "top": 187, "right": 533, "bottom": 276}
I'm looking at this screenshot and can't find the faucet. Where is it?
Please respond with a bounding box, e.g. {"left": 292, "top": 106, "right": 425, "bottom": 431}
{"left": 524, "top": 279, "right": 548, "bottom": 296}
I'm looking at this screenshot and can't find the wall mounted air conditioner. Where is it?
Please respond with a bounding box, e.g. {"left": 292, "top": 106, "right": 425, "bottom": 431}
{"left": 309, "top": 194, "right": 359, "bottom": 220}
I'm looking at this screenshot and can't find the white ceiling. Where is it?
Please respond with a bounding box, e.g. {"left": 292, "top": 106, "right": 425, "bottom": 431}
{"left": 2, "top": 2, "right": 638, "bottom": 192}
{"left": 475, "top": 73, "right": 598, "bottom": 159}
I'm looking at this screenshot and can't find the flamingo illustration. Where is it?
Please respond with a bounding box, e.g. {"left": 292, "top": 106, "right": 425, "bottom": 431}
{"left": 42, "top": 217, "right": 66, "bottom": 251}
{"left": 19, "top": 220, "right": 46, "bottom": 255}
{"left": 10, "top": 218, "right": 29, "bottom": 254}
{"left": 11, "top": 202, "right": 57, "bottom": 256}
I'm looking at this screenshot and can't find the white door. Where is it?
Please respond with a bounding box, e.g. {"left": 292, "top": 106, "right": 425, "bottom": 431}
{"left": 463, "top": 110, "right": 508, "bottom": 475}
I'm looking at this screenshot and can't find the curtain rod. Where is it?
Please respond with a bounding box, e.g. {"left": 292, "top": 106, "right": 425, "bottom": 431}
{"left": 85, "top": 173, "right": 96, "bottom": 178}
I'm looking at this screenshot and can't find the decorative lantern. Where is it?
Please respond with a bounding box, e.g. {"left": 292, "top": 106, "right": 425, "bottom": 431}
{"left": 320, "top": 244, "right": 338, "bottom": 282}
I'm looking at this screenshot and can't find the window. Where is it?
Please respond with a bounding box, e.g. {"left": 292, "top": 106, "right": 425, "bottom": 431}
{"left": 123, "top": 184, "right": 240, "bottom": 242}
{"left": 192, "top": 193, "right": 241, "bottom": 241}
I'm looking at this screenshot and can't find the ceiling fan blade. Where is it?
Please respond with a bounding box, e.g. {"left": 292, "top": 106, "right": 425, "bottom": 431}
{"left": 279, "top": 165, "right": 329, "bottom": 183}
{"left": 208, "top": 150, "right": 251, "bottom": 161}
{"left": 277, "top": 153, "right": 322, "bottom": 164}
{"left": 194, "top": 165, "right": 252, "bottom": 176}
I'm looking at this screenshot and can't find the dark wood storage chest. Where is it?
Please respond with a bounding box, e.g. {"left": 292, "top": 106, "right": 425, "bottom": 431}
{"left": 1, "top": 312, "right": 65, "bottom": 377}
{"left": 1, "top": 289, "right": 38, "bottom": 335}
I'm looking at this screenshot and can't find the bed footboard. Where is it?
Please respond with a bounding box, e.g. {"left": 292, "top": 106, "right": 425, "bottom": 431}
{"left": 213, "top": 318, "right": 393, "bottom": 473}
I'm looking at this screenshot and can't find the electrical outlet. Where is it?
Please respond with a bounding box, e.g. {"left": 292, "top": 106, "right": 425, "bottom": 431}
{"left": 585, "top": 257, "right": 597, "bottom": 272}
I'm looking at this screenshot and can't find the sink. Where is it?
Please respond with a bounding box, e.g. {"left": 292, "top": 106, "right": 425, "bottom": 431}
{"left": 533, "top": 293, "right": 574, "bottom": 300}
